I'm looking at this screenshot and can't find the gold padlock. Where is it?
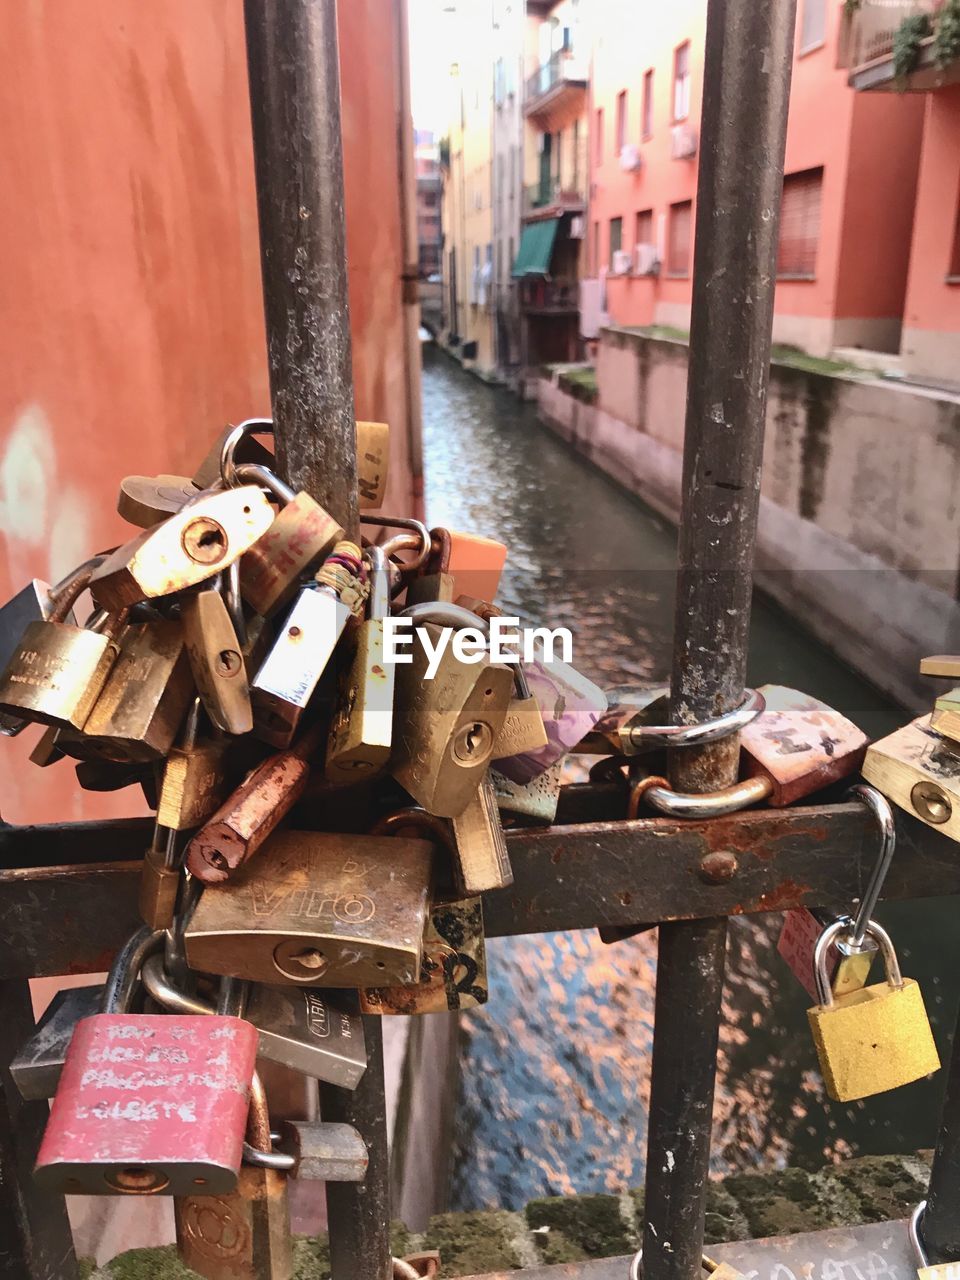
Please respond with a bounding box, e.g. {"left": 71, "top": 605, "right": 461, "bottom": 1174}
{"left": 117, "top": 474, "right": 198, "bottom": 529}
{"left": 156, "top": 698, "right": 233, "bottom": 830}
{"left": 361, "top": 895, "right": 488, "bottom": 1015}
{"left": 181, "top": 582, "right": 253, "bottom": 736}
{"left": 325, "top": 545, "right": 394, "bottom": 782}
{"left": 184, "top": 830, "right": 432, "bottom": 988}
{"left": 390, "top": 613, "right": 513, "bottom": 818}
{"left": 356, "top": 420, "right": 389, "bottom": 510}
{"left": 0, "top": 570, "right": 126, "bottom": 731}
{"left": 450, "top": 774, "right": 513, "bottom": 893}
{"left": 73, "top": 619, "right": 194, "bottom": 762}
{"left": 862, "top": 715, "right": 960, "bottom": 838}
{"left": 89, "top": 485, "right": 274, "bottom": 610}
{"left": 807, "top": 918, "right": 939, "bottom": 1102}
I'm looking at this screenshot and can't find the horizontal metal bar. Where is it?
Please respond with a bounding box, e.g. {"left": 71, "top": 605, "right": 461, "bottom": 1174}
{"left": 0, "top": 799, "right": 953, "bottom": 977}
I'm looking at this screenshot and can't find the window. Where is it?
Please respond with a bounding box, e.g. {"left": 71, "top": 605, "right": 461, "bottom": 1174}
{"left": 800, "top": 0, "right": 826, "bottom": 53}
{"left": 573, "top": 118, "right": 581, "bottom": 190}
{"left": 595, "top": 108, "right": 604, "bottom": 164}
{"left": 668, "top": 200, "right": 692, "bottom": 275}
{"left": 609, "top": 216, "right": 623, "bottom": 268}
{"left": 642, "top": 69, "right": 654, "bottom": 139}
{"left": 950, "top": 203, "right": 960, "bottom": 280}
{"left": 673, "top": 42, "right": 691, "bottom": 122}
{"left": 616, "top": 90, "right": 628, "bottom": 152}
{"left": 555, "top": 130, "right": 563, "bottom": 185}
{"left": 636, "top": 208, "right": 654, "bottom": 247}
{"left": 777, "top": 167, "right": 823, "bottom": 279}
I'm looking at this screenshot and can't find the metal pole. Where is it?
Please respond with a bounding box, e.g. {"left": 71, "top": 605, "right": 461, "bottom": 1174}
{"left": 922, "top": 1001, "right": 960, "bottom": 1258}
{"left": 642, "top": 4, "right": 797, "bottom": 1280}
{"left": 320, "top": 1016, "right": 392, "bottom": 1280}
{"left": 244, "top": 0, "right": 359, "bottom": 538}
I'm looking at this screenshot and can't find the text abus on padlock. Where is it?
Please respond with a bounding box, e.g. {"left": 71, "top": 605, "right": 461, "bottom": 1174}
{"left": 807, "top": 919, "right": 940, "bottom": 1102}
{"left": 34, "top": 926, "right": 258, "bottom": 1196}
{"left": 139, "top": 956, "right": 368, "bottom": 1090}
{"left": 184, "top": 830, "right": 432, "bottom": 988}
{"left": 89, "top": 485, "right": 274, "bottom": 611}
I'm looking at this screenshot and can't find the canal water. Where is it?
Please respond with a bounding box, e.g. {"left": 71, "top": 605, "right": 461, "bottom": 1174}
{"left": 419, "top": 346, "right": 955, "bottom": 1212}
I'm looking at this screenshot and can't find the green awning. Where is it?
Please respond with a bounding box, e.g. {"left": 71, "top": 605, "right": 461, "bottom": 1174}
{"left": 512, "top": 218, "right": 560, "bottom": 277}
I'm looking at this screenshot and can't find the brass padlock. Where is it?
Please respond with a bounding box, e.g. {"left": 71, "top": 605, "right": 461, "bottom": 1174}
{"left": 864, "top": 714, "right": 960, "bottom": 839}
{"left": 0, "top": 571, "right": 126, "bottom": 731}
{"left": 356, "top": 419, "right": 389, "bottom": 509}
{"left": 181, "top": 581, "right": 253, "bottom": 735}
{"left": 117, "top": 474, "right": 198, "bottom": 529}
{"left": 361, "top": 895, "right": 488, "bottom": 1015}
{"left": 156, "top": 698, "right": 232, "bottom": 830}
{"left": 490, "top": 762, "right": 562, "bottom": 824}
{"left": 390, "top": 612, "right": 513, "bottom": 818}
{"left": 250, "top": 543, "right": 364, "bottom": 748}
{"left": 325, "top": 545, "right": 395, "bottom": 782}
{"left": 807, "top": 918, "right": 940, "bottom": 1101}
{"left": 89, "top": 485, "right": 274, "bottom": 610}
{"left": 424, "top": 527, "right": 507, "bottom": 603}
{"left": 73, "top": 619, "right": 194, "bottom": 762}
{"left": 454, "top": 598, "right": 546, "bottom": 758}
{"left": 184, "top": 830, "right": 432, "bottom": 988}
{"left": 450, "top": 774, "right": 513, "bottom": 894}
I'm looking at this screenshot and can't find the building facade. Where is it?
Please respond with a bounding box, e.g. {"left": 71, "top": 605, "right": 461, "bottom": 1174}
{"left": 491, "top": 0, "right": 525, "bottom": 378}
{"left": 415, "top": 128, "right": 443, "bottom": 278}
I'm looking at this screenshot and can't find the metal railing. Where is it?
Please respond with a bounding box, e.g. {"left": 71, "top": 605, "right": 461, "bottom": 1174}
{"left": 838, "top": 0, "right": 937, "bottom": 69}
{"left": 523, "top": 180, "right": 585, "bottom": 214}
{"left": 519, "top": 278, "right": 578, "bottom": 312}
{"left": 524, "top": 47, "right": 588, "bottom": 103}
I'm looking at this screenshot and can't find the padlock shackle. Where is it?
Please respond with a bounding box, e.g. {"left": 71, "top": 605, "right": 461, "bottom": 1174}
{"left": 141, "top": 954, "right": 214, "bottom": 1016}
{"left": 219, "top": 418, "right": 275, "bottom": 489}
{"left": 222, "top": 561, "right": 247, "bottom": 647}
{"left": 363, "top": 515, "right": 431, "bottom": 569}
{"left": 234, "top": 461, "right": 296, "bottom": 506}
{"left": 813, "top": 917, "right": 902, "bottom": 1007}
{"left": 911, "top": 1201, "right": 930, "bottom": 1268}
{"left": 845, "top": 783, "right": 896, "bottom": 950}
{"left": 101, "top": 926, "right": 164, "bottom": 1014}
{"left": 370, "top": 806, "right": 457, "bottom": 853}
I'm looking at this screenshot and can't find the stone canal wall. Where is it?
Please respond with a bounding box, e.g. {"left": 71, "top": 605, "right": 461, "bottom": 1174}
{"left": 83, "top": 1152, "right": 932, "bottom": 1277}
{"left": 537, "top": 328, "right": 960, "bottom": 712}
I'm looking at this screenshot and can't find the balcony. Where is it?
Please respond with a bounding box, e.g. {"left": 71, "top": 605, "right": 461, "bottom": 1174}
{"left": 519, "top": 278, "right": 579, "bottom": 315}
{"left": 839, "top": 0, "right": 960, "bottom": 92}
{"left": 524, "top": 49, "right": 588, "bottom": 122}
{"left": 523, "top": 180, "right": 585, "bottom": 220}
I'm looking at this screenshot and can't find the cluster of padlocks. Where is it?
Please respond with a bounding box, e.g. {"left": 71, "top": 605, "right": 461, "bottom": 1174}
{"left": 0, "top": 417, "right": 950, "bottom": 1274}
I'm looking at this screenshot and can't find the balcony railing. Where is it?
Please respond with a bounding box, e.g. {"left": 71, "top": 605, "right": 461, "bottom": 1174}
{"left": 838, "top": 0, "right": 960, "bottom": 90}
{"left": 524, "top": 49, "right": 588, "bottom": 110}
{"left": 519, "top": 278, "right": 578, "bottom": 313}
{"left": 523, "top": 181, "right": 585, "bottom": 216}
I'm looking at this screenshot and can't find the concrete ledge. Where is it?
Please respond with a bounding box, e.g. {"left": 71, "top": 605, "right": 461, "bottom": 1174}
{"left": 88, "top": 1153, "right": 931, "bottom": 1278}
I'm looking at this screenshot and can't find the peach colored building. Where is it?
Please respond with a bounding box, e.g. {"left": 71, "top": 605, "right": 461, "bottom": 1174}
{"left": 586, "top": 0, "right": 944, "bottom": 365}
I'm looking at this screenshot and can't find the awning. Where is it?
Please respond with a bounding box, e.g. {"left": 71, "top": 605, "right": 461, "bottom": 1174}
{"left": 512, "top": 218, "right": 560, "bottom": 277}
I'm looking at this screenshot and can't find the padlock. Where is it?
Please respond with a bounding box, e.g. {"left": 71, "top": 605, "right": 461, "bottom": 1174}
{"left": 356, "top": 419, "right": 390, "bottom": 509}
{"left": 181, "top": 581, "right": 253, "bottom": 735}
{"left": 35, "top": 925, "right": 259, "bottom": 1195}
{"left": 361, "top": 895, "right": 488, "bottom": 1015}
{"left": 806, "top": 918, "right": 940, "bottom": 1102}
{"left": 225, "top": 441, "right": 343, "bottom": 616}
{"left": 140, "top": 823, "right": 186, "bottom": 931}
{"left": 89, "top": 485, "right": 274, "bottom": 610}
{"left": 272, "top": 1119, "right": 368, "bottom": 1182}
{"left": 0, "top": 569, "right": 126, "bottom": 731}
{"left": 251, "top": 542, "right": 364, "bottom": 748}
{"left": 777, "top": 909, "right": 877, "bottom": 1001}
{"left": 184, "top": 830, "right": 432, "bottom": 987}
{"left": 863, "top": 714, "right": 960, "bottom": 840}
{"left": 156, "top": 698, "right": 233, "bottom": 830}
{"left": 325, "top": 544, "right": 395, "bottom": 782}
{"left": 739, "top": 685, "right": 869, "bottom": 805}
{"left": 192, "top": 420, "right": 276, "bottom": 490}
{"left": 490, "top": 762, "right": 563, "bottom": 824}
{"left": 175, "top": 1074, "right": 293, "bottom": 1280}
{"left": 629, "top": 1250, "right": 747, "bottom": 1280}
{"left": 450, "top": 774, "right": 513, "bottom": 893}
{"left": 391, "top": 610, "right": 513, "bottom": 817}
{"left": 492, "top": 654, "right": 608, "bottom": 785}
{"left": 12, "top": 984, "right": 103, "bottom": 1101}
{"left": 574, "top": 683, "right": 670, "bottom": 755}
{"left": 72, "top": 618, "right": 194, "bottom": 762}
{"left": 118, "top": 474, "right": 198, "bottom": 529}
{"left": 404, "top": 571, "right": 456, "bottom": 606}
{"left": 76, "top": 755, "right": 155, "bottom": 798}
{"left": 423, "top": 527, "right": 507, "bottom": 603}
{"left": 931, "top": 688, "right": 960, "bottom": 746}
{"left": 30, "top": 725, "right": 66, "bottom": 767}
{"left": 140, "top": 954, "right": 367, "bottom": 1089}
{"left": 909, "top": 1200, "right": 960, "bottom": 1280}
{"left": 186, "top": 725, "right": 320, "bottom": 883}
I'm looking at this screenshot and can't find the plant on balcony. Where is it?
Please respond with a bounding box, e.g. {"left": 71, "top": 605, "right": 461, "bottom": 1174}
{"left": 892, "top": 11, "right": 933, "bottom": 83}
{"left": 842, "top": 0, "right": 860, "bottom": 15}
{"left": 933, "top": 0, "right": 960, "bottom": 67}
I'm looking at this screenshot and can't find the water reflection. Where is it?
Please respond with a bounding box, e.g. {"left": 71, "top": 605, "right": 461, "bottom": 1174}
{"left": 420, "top": 347, "right": 952, "bottom": 1212}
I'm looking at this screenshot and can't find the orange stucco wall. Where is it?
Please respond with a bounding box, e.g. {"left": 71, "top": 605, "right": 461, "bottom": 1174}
{"left": 904, "top": 87, "right": 960, "bottom": 334}
{"left": 589, "top": 0, "right": 925, "bottom": 351}
{"left": 0, "top": 1, "right": 416, "bottom": 823}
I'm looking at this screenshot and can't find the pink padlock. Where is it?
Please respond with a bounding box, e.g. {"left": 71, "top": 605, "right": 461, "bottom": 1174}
{"left": 493, "top": 658, "right": 608, "bottom": 784}
{"left": 34, "top": 927, "right": 258, "bottom": 1197}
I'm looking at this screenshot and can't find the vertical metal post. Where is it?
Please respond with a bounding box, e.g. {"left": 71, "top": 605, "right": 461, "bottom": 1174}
{"left": 320, "top": 1016, "right": 392, "bottom": 1280}
{"left": 923, "top": 1001, "right": 960, "bottom": 1258}
{"left": 244, "top": 0, "right": 359, "bottom": 538}
{"left": 0, "top": 979, "right": 77, "bottom": 1278}
{"left": 641, "top": 4, "right": 797, "bottom": 1280}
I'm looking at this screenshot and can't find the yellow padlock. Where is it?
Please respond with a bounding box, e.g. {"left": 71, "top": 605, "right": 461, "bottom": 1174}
{"left": 807, "top": 918, "right": 939, "bottom": 1102}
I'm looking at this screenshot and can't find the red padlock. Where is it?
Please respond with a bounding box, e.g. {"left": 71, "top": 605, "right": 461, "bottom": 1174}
{"left": 34, "top": 926, "right": 258, "bottom": 1197}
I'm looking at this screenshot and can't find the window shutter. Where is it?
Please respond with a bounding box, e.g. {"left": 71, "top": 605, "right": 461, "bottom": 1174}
{"left": 777, "top": 168, "right": 823, "bottom": 278}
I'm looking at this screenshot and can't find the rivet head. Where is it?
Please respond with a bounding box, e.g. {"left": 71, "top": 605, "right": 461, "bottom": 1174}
{"left": 699, "top": 851, "right": 738, "bottom": 883}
